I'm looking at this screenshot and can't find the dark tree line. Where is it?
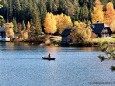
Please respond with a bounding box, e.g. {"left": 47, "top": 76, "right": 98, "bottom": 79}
{"left": 0, "top": 0, "right": 115, "bottom": 28}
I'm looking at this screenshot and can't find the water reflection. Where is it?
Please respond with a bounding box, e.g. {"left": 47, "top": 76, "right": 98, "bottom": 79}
{"left": 0, "top": 42, "right": 115, "bottom": 86}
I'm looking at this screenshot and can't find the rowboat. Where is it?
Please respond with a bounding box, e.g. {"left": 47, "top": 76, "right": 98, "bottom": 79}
{"left": 42, "top": 57, "right": 55, "bottom": 60}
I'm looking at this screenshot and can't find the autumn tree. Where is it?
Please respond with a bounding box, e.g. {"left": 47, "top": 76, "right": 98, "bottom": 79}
{"left": 71, "top": 21, "right": 92, "bottom": 44}
{"left": 70, "top": 28, "right": 91, "bottom": 44}
{"left": 74, "top": 21, "right": 86, "bottom": 29}
{"left": 44, "top": 12, "right": 57, "bottom": 34}
{"left": 92, "top": 0, "right": 104, "bottom": 23}
{"left": 104, "top": 2, "right": 115, "bottom": 25}
{"left": 110, "top": 19, "right": 115, "bottom": 32}
{"left": 27, "top": 21, "right": 31, "bottom": 31}
{"left": 4, "top": 22, "right": 14, "bottom": 38}
{"left": 55, "top": 13, "right": 73, "bottom": 34}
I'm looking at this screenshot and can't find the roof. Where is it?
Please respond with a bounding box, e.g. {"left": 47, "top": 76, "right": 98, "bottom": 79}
{"left": 90, "top": 23, "right": 112, "bottom": 35}
{"left": 61, "top": 28, "right": 72, "bottom": 37}
{"left": 0, "top": 27, "right": 5, "bottom": 32}
{"left": 91, "top": 23, "right": 104, "bottom": 33}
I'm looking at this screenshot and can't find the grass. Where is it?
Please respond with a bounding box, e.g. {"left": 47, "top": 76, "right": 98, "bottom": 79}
{"left": 92, "top": 37, "right": 115, "bottom": 44}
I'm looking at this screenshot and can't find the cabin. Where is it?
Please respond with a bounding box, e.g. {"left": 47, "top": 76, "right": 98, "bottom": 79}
{"left": 0, "top": 26, "right": 11, "bottom": 41}
{"left": 0, "top": 27, "right": 6, "bottom": 41}
{"left": 61, "top": 28, "right": 72, "bottom": 43}
{"left": 90, "top": 23, "right": 112, "bottom": 38}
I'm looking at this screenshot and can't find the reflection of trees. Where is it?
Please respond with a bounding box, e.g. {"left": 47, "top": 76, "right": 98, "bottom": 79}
{"left": 45, "top": 46, "right": 61, "bottom": 53}
{"left": 4, "top": 42, "right": 30, "bottom": 51}
{"left": 80, "top": 47, "right": 99, "bottom": 52}
{"left": 44, "top": 46, "right": 61, "bottom": 57}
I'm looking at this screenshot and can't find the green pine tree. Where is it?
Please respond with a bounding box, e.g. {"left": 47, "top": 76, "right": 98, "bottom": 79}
{"left": 12, "top": 18, "right": 18, "bottom": 32}
{"left": 32, "top": 3, "right": 42, "bottom": 35}
{"left": 22, "top": 20, "right": 26, "bottom": 31}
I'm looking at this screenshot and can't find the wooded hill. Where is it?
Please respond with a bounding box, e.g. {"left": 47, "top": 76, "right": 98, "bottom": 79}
{"left": 0, "top": 0, "right": 115, "bottom": 23}
{"left": 0, "top": 0, "right": 115, "bottom": 34}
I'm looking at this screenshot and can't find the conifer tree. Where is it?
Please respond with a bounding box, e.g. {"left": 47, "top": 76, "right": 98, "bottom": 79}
{"left": 39, "top": 0, "right": 47, "bottom": 26}
{"left": 13, "top": 0, "right": 21, "bottom": 22}
{"left": 12, "top": 18, "right": 18, "bottom": 32}
{"left": 79, "top": 4, "right": 89, "bottom": 21}
{"left": 8, "top": 0, "right": 13, "bottom": 21}
{"left": 22, "top": 20, "right": 26, "bottom": 31}
{"left": 32, "top": 3, "right": 42, "bottom": 35}
{"left": 14, "top": 0, "right": 21, "bottom": 11}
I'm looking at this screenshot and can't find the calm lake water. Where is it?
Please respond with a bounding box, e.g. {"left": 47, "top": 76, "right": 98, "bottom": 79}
{"left": 0, "top": 42, "right": 115, "bottom": 86}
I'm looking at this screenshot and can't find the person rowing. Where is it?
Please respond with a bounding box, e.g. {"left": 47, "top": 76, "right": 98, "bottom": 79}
{"left": 48, "top": 53, "right": 51, "bottom": 58}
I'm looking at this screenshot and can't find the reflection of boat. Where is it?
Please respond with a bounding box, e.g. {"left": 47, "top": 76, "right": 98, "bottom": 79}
{"left": 42, "top": 57, "right": 55, "bottom": 60}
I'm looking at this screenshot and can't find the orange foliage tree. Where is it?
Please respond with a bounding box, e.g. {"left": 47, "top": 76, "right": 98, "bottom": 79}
{"left": 70, "top": 27, "right": 91, "bottom": 44}
{"left": 74, "top": 21, "right": 86, "bottom": 29}
{"left": 104, "top": 2, "right": 115, "bottom": 26}
{"left": 44, "top": 12, "right": 57, "bottom": 34}
{"left": 110, "top": 19, "right": 115, "bottom": 32}
{"left": 71, "top": 21, "right": 92, "bottom": 44}
{"left": 54, "top": 13, "right": 73, "bottom": 34}
{"left": 92, "top": 0, "right": 104, "bottom": 23}
{"left": 4, "top": 22, "right": 14, "bottom": 38}
{"left": 27, "top": 21, "right": 31, "bottom": 31}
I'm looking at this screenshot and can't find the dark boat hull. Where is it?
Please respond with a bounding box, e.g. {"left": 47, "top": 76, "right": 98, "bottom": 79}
{"left": 42, "top": 57, "right": 55, "bottom": 60}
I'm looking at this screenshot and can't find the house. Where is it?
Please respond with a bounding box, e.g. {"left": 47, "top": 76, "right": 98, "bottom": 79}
{"left": 61, "top": 28, "right": 72, "bottom": 43}
{"left": 90, "top": 23, "right": 112, "bottom": 38}
{"left": 0, "top": 27, "right": 10, "bottom": 41}
{"left": 0, "top": 27, "right": 6, "bottom": 40}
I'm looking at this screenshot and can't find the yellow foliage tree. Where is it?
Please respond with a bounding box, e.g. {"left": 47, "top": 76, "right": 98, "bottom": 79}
{"left": 71, "top": 21, "right": 92, "bottom": 44}
{"left": 44, "top": 12, "right": 57, "bottom": 34}
{"left": 85, "top": 27, "right": 92, "bottom": 40}
{"left": 27, "top": 21, "right": 31, "bottom": 31}
{"left": 23, "top": 31, "right": 28, "bottom": 40}
{"left": 74, "top": 21, "right": 86, "bottom": 29}
{"left": 104, "top": 2, "right": 115, "bottom": 26}
{"left": 92, "top": 0, "right": 104, "bottom": 23}
{"left": 4, "top": 22, "right": 14, "bottom": 38}
{"left": 54, "top": 13, "right": 73, "bottom": 34}
{"left": 110, "top": 19, "right": 115, "bottom": 32}
{"left": 70, "top": 27, "right": 91, "bottom": 44}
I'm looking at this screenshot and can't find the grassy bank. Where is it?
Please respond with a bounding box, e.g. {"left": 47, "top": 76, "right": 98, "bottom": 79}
{"left": 92, "top": 37, "right": 115, "bottom": 45}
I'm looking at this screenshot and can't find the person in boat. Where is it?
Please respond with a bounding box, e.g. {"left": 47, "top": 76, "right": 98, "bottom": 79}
{"left": 48, "top": 53, "right": 51, "bottom": 58}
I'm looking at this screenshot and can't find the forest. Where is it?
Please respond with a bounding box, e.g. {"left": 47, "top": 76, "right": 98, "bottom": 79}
{"left": 0, "top": 0, "right": 115, "bottom": 24}
{"left": 0, "top": 0, "right": 115, "bottom": 43}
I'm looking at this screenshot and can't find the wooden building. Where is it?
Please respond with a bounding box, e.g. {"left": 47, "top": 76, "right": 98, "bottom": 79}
{"left": 0, "top": 27, "right": 6, "bottom": 40}
{"left": 61, "top": 28, "right": 72, "bottom": 43}
{"left": 0, "top": 27, "right": 10, "bottom": 41}
{"left": 90, "top": 23, "right": 112, "bottom": 38}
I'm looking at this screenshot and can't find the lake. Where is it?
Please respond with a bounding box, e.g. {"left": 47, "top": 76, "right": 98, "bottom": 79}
{"left": 0, "top": 42, "right": 115, "bottom": 86}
